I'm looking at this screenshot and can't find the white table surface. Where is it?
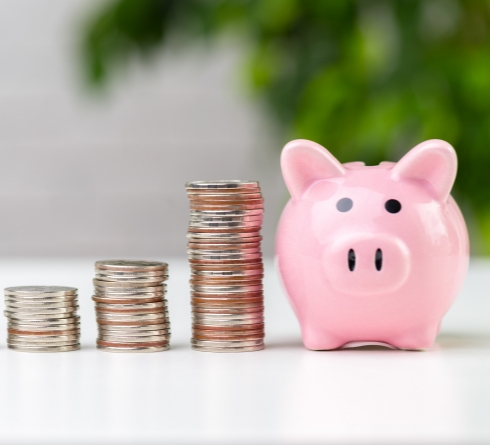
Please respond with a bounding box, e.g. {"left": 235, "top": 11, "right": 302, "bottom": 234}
{"left": 0, "top": 257, "right": 488, "bottom": 444}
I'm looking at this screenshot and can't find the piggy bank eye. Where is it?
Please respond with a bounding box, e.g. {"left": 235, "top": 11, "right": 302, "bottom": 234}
{"left": 336, "top": 198, "right": 353, "bottom": 212}
{"left": 385, "top": 199, "right": 401, "bottom": 214}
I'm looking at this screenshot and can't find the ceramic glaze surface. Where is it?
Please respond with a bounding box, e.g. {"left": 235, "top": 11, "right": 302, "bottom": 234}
{"left": 275, "top": 139, "right": 469, "bottom": 350}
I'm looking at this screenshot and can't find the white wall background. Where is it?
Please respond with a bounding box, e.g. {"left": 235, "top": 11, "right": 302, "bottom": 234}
{"left": 0, "top": 0, "right": 286, "bottom": 257}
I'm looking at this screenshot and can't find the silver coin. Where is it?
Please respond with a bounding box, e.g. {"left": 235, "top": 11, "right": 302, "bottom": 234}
{"left": 191, "top": 270, "right": 263, "bottom": 279}
{"left": 5, "top": 305, "right": 79, "bottom": 314}
{"left": 97, "top": 323, "right": 168, "bottom": 332}
{"left": 98, "top": 334, "right": 170, "bottom": 343}
{"left": 4, "top": 286, "right": 77, "bottom": 297}
{"left": 188, "top": 220, "right": 262, "bottom": 228}
{"left": 93, "top": 279, "right": 164, "bottom": 288}
{"left": 95, "top": 260, "right": 168, "bottom": 272}
{"left": 94, "top": 275, "right": 168, "bottom": 283}
{"left": 8, "top": 334, "right": 79, "bottom": 343}
{"left": 189, "top": 214, "right": 263, "bottom": 222}
{"left": 96, "top": 313, "right": 167, "bottom": 322}
{"left": 7, "top": 315, "right": 80, "bottom": 324}
{"left": 4, "top": 295, "right": 78, "bottom": 305}
{"left": 97, "top": 345, "right": 169, "bottom": 353}
{"left": 191, "top": 284, "right": 263, "bottom": 293}
{"left": 191, "top": 344, "right": 264, "bottom": 353}
{"left": 97, "top": 323, "right": 170, "bottom": 336}
{"left": 188, "top": 247, "right": 261, "bottom": 254}
{"left": 8, "top": 340, "right": 80, "bottom": 348}
{"left": 6, "top": 321, "right": 79, "bottom": 328}
{"left": 5, "top": 300, "right": 79, "bottom": 309}
{"left": 186, "top": 231, "right": 261, "bottom": 239}
{"left": 3, "top": 310, "right": 76, "bottom": 320}
{"left": 8, "top": 344, "right": 80, "bottom": 353}
{"left": 8, "top": 323, "right": 80, "bottom": 332}
{"left": 186, "top": 180, "right": 259, "bottom": 190}
{"left": 93, "top": 292, "right": 165, "bottom": 299}
{"left": 190, "top": 210, "right": 263, "bottom": 218}
{"left": 94, "top": 285, "right": 165, "bottom": 294}
{"left": 95, "top": 269, "right": 168, "bottom": 277}
{"left": 95, "top": 301, "right": 166, "bottom": 310}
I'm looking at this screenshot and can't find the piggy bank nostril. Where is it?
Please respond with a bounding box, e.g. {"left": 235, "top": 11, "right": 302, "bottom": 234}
{"left": 375, "top": 248, "right": 383, "bottom": 271}
{"left": 348, "top": 249, "right": 356, "bottom": 271}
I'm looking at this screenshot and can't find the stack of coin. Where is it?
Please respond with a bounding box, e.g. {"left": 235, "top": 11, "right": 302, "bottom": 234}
{"left": 4, "top": 286, "right": 80, "bottom": 352}
{"left": 186, "top": 180, "right": 265, "bottom": 352}
{"left": 93, "top": 260, "right": 170, "bottom": 352}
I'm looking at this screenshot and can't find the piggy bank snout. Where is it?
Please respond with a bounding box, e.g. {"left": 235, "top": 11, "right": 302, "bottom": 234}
{"left": 324, "top": 234, "right": 410, "bottom": 296}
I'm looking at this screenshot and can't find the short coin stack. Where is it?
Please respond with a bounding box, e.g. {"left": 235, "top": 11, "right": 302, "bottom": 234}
{"left": 93, "top": 260, "right": 170, "bottom": 352}
{"left": 4, "top": 286, "right": 80, "bottom": 352}
{"left": 186, "top": 180, "right": 265, "bottom": 352}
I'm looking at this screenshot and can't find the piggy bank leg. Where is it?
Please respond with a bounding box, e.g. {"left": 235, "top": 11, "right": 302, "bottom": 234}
{"left": 302, "top": 327, "right": 346, "bottom": 350}
{"left": 390, "top": 324, "right": 440, "bottom": 350}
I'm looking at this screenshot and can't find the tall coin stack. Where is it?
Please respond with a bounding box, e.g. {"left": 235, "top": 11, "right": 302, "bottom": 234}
{"left": 4, "top": 286, "right": 80, "bottom": 352}
{"left": 93, "top": 260, "right": 170, "bottom": 352}
{"left": 186, "top": 180, "right": 265, "bottom": 352}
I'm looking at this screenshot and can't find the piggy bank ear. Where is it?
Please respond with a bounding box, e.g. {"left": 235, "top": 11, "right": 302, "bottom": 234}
{"left": 391, "top": 139, "right": 457, "bottom": 202}
{"left": 281, "top": 139, "right": 345, "bottom": 200}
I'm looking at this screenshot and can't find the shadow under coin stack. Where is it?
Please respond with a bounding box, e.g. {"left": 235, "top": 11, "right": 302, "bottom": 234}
{"left": 93, "top": 260, "right": 170, "bottom": 352}
{"left": 4, "top": 286, "right": 80, "bottom": 352}
{"left": 186, "top": 180, "right": 265, "bottom": 352}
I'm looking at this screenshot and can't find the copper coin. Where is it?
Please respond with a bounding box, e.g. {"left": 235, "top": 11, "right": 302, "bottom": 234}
{"left": 190, "top": 277, "right": 263, "bottom": 285}
{"left": 192, "top": 325, "right": 264, "bottom": 332}
{"left": 192, "top": 319, "right": 264, "bottom": 327}
{"left": 190, "top": 275, "right": 264, "bottom": 283}
{"left": 190, "top": 210, "right": 263, "bottom": 218}
{"left": 189, "top": 213, "right": 263, "bottom": 222}
{"left": 192, "top": 306, "right": 263, "bottom": 313}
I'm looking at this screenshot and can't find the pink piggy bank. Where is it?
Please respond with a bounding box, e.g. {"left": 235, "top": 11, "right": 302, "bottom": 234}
{"left": 276, "top": 139, "right": 469, "bottom": 350}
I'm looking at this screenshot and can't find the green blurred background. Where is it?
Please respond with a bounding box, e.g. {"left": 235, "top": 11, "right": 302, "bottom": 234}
{"left": 82, "top": 0, "right": 490, "bottom": 254}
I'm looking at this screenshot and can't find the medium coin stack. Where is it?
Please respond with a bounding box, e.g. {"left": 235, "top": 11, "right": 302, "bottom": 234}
{"left": 93, "top": 260, "right": 170, "bottom": 352}
{"left": 186, "top": 180, "right": 265, "bottom": 352}
{"left": 4, "top": 286, "right": 80, "bottom": 352}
